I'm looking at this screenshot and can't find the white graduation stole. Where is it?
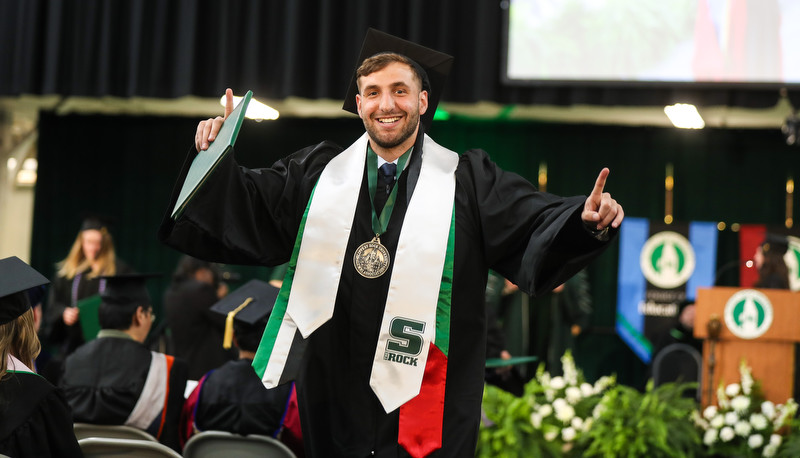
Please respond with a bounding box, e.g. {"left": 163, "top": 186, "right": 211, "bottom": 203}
{"left": 257, "top": 133, "right": 458, "bottom": 413}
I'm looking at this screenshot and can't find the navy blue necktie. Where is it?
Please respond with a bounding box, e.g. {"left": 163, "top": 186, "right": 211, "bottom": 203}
{"left": 375, "top": 162, "right": 397, "bottom": 214}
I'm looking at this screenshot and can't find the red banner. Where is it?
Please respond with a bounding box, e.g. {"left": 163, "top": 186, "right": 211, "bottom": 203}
{"left": 738, "top": 224, "right": 766, "bottom": 288}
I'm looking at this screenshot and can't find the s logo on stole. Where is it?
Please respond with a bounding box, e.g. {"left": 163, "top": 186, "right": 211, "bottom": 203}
{"left": 383, "top": 317, "right": 426, "bottom": 366}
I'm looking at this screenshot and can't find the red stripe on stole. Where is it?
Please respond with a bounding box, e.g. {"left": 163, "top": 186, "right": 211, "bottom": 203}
{"left": 156, "top": 355, "right": 175, "bottom": 439}
{"left": 398, "top": 343, "right": 447, "bottom": 457}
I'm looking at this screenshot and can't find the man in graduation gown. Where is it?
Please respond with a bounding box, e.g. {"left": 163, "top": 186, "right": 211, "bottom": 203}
{"left": 60, "top": 274, "right": 188, "bottom": 452}
{"left": 0, "top": 256, "right": 83, "bottom": 457}
{"left": 159, "top": 29, "right": 623, "bottom": 457}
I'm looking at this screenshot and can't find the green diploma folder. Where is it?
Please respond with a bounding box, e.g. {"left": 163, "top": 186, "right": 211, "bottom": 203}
{"left": 171, "top": 90, "right": 253, "bottom": 219}
{"left": 76, "top": 294, "right": 102, "bottom": 342}
{"left": 485, "top": 355, "right": 538, "bottom": 368}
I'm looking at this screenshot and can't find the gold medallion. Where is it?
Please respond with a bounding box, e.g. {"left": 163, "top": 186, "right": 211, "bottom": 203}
{"left": 353, "top": 235, "right": 391, "bottom": 278}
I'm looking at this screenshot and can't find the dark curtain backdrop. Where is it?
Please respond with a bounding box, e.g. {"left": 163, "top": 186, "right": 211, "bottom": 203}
{"left": 3, "top": 0, "right": 800, "bottom": 108}
{"left": 32, "top": 112, "right": 800, "bottom": 387}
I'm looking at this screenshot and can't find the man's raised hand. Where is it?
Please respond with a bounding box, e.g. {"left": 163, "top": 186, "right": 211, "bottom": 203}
{"left": 195, "top": 88, "right": 235, "bottom": 152}
{"left": 581, "top": 167, "right": 624, "bottom": 230}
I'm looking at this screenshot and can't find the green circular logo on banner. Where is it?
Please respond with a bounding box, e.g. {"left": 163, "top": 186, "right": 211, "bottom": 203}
{"left": 784, "top": 236, "right": 800, "bottom": 292}
{"left": 639, "top": 231, "right": 696, "bottom": 289}
{"left": 724, "top": 289, "right": 773, "bottom": 340}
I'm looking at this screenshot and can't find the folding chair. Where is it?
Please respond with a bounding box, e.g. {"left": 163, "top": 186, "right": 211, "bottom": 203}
{"left": 73, "top": 423, "right": 158, "bottom": 441}
{"left": 652, "top": 342, "right": 703, "bottom": 401}
{"left": 183, "top": 430, "right": 297, "bottom": 458}
{"left": 78, "top": 437, "right": 182, "bottom": 458}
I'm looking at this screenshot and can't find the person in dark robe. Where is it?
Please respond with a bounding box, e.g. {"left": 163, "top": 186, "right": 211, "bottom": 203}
{"left": 531, "top": 269, "right": 593, "bottom": 376}
{"left": 164, "top": 255, "right": 235, "bottom": 379}
{"left": 158, "top": 30, "right": 623, "bottom": 457}
{"left": 753, "top": 233, "right": 790, "bottom": 289}
{"left": 750, "top": 233, "right": 800, "bottom": 399}
{"left": 0, "top": 256, "right": 83, "bottom": 457}
{"left": 41, "top": 216, "right": 133, "bottom": 384}
{"left": 60, "top": 273, "right": 188, "bottom": 452}
{"left": 181, "top": 279, "right": 301, "bottom": 455}
{"left": 483, "top": 271, "right": 526, "bottom": 396}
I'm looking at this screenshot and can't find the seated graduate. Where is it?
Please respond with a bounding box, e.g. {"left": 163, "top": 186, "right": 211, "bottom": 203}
{"left": 181, "top": 279, "right": 301, "bottom": 455}
{"left": 0, "top": 256, "right": 82, "bottom": 457}
{"left": 59, "top": 273, "right": 188, "bottom": 452}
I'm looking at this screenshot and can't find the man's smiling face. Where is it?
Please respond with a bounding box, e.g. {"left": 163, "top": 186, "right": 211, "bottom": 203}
{"left": 356, "top": 61, "right": 428, "bottom": 157}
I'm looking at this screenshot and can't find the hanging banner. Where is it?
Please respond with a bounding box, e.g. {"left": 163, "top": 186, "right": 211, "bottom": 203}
{"left": 738, "top": 224, "right": 800, "bottom": 291}
{"left": 616, "top": 218, "right": 718, "bottom": 363}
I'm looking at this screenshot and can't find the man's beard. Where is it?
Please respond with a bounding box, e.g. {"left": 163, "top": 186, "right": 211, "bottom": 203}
{"left": 365, "top": 110, "right": 420, "bottom": 150}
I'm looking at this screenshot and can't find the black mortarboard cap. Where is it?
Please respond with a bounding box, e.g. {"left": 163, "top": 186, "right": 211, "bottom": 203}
{"left": 761, "top": 233, "right": 789, "bottom": 255}
{"left": 342, "top": 28, "right": 454, "bottom": 130}
{"left": 210, "top": 279, "right": 280, "bottom": 349}
{"left": 80, "top": 214, "right": 112, "bottom": 232}
{"left": 0, "top": 256, "right": 49, "bottom": 325}
{"left": 99, "top": 273, "right": 159, "bottom": 306}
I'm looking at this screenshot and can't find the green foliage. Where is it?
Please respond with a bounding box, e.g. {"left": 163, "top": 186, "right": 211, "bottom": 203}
{"left": 777, "top": 424, "right": 800, "bottom": 458}
{"left": 578, "top": 380, "right": 702, "bottom": 458}
{"left": 478, "top": 355, "right": 800, "bottom": 457}
{"left": 478, "top": 351, "right": 613, "bottom": 457}
{"left": 478, "top": 385, "right": 560, "bottom": 458}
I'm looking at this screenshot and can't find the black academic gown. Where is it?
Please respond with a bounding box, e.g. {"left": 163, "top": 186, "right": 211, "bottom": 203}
{"left": 163, "top": 279, "right": 235, "bottom": 380}
{"left": 59, "top": 334, "right": 188, "bottom": 452}
{"left": 0, "top": 371, "right": 83, "bottom": 457}
{"left": 195, "top": 359, "right": 293, "bottom": 435}
{"left": 43, "top": 261, "right": 133, "bottom": 357}
{"left": 158, "top": 129, "right": 616, "bottom": 457}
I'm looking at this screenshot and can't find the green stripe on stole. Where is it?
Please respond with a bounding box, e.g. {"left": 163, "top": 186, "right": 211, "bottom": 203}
{"left": 252, "top": 186, "right": 317, "bottom": 378}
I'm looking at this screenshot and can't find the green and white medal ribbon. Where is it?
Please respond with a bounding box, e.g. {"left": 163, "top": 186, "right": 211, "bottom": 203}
{"left": 353, "top": 147, "right": 411, "bottom": 279}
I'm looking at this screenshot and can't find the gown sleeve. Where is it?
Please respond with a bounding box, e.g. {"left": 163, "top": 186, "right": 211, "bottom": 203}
{"left": 0, "top": 375, "right": 83, "bottom": 458}
{"left": 158, "top": 142, "right": 342, "bottom": 266}
{"left": 459, "top": 149, "right": 617, "bottom": 297}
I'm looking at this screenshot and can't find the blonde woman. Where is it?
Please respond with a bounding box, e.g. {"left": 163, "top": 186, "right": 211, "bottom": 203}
{"left": 0, "top": 256, "right": 82, "bottom": 457}
{"left": 42, "top": 217, "right": 132, "bottom": 360}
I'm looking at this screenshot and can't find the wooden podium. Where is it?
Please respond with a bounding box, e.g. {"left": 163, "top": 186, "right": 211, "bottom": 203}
{"left": 694, "top": 287, "right": 800, "bottom": 406}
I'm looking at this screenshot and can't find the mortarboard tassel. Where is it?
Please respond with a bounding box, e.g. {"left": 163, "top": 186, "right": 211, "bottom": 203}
{"left": 223, "top": 297, "right": 254, "bottom": 349}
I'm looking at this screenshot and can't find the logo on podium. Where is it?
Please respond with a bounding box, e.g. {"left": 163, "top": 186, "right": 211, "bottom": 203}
{"left": 724, "top": 289, "right": 774, "bottom": 340}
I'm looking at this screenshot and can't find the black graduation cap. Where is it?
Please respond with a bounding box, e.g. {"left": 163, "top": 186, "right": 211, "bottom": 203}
{"left": 99, "top": 273, "right": 159, "bottom": 306}
{"left": 342, "top": 28, "right": 454, "bottom": 130}
{"left": 0, "top": 256, "right": 49, "bottom": 325}
{"left": 210, "top": 279, "right": 280, "bottom": 349}
{"left": 761, "top": 233, "right": 789, "bottom": 255}
{"left": 80, "top": 214, "right": 113, "bottom": 232}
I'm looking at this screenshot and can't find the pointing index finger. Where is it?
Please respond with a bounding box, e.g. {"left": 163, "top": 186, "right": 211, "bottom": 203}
{"left": 591, "top": 167, "right": 610, "bottom": 198}
{"left": 224, "top": 88, "right": 234, "bottom": 119}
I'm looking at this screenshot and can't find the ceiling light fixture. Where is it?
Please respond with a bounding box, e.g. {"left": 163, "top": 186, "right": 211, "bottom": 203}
{"left": 664, "top": 103, "right": 705, "bottom": 129}
{"left": 219, "top": 94, "right": 279, "bottom": 121}
{"left": 15, "top": 158, "right": 38, "bottom": 187}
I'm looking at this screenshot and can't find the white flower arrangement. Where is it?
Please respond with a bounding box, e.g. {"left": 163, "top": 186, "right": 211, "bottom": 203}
{"left": 695, "top": 360, "right": 799, "bottom": 457}
{"left": 525, "top": 350, "right": 615, "bottom": 453}
{"left": 480, "top": 350, "right": 704, "bottom": 457}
